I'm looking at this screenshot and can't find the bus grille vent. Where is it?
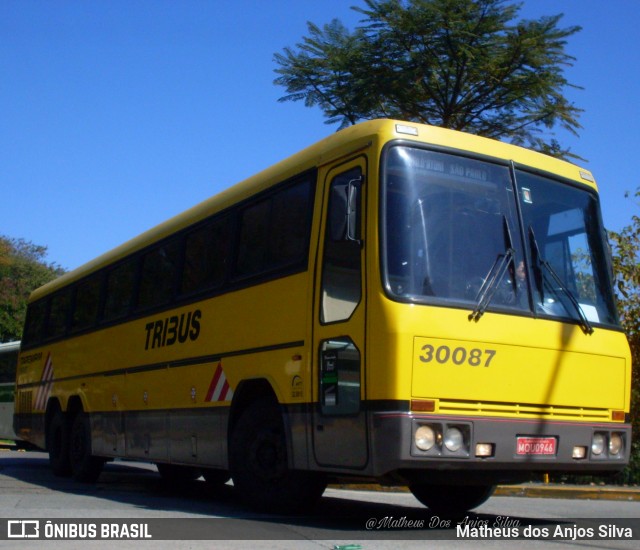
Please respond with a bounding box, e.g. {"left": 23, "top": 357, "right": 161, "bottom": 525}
{"left": 437, "top": 399, "right": 610, "bottom": 420}
{"left": 18, "top": 391, "right": 33, "bottom": 414}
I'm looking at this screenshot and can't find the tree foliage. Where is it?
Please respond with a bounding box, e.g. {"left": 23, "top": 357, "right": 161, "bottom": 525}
{"left": 274, "top": 0, "right": 582, "bottom": 159}
{"left": 609, "top": 192, "right": 640, "bottom": 483}
{"left": 0, "top": 236, "right": 65, "bottom": 343}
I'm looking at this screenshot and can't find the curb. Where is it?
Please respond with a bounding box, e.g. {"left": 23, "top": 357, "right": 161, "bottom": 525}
{"left": 493, "top": 483, "right": 640, "bottom": 501}
{"left": 329, "top": 483, "right": 640, "bottom": 502}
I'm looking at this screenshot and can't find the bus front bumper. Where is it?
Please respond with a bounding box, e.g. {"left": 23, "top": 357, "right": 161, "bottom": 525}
{"left": 370, "top": 412, "right": 631, "bottom": 484}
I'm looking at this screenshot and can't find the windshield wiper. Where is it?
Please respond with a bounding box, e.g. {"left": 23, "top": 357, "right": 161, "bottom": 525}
{"left": 469, "top": 216, "right": 515, "bottom": 323}
{"left": 468, "top": 249, "right": 514, "bottom": 322}
{"left": 528, "top": 227, "right": 594, "bottom": 335}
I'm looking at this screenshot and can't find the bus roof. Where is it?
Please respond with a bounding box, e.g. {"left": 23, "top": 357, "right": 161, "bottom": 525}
{"left": 29, "top": 119, "right": 597, "bottom": 301}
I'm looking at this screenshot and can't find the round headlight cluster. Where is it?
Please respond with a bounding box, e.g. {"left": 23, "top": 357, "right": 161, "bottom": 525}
{"left": 415, "top": 424, "right": 468, "bottom": 453}
{"left": 415, "top": 425, "right": 436, "bottom": 451}
{"left": 444, "top": 427, "right": 464, "bottom": 452}
{"left": 609, "top": 433, "right": 623, "bottom": 456}
{"left": 591, "top": 432, "right": 624, "bottom": 457}
{"left": 591, "top": 433, "right": 606, "bottom": 455}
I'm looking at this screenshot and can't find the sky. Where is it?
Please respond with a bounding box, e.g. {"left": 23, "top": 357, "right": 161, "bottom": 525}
{"left": 1, "top": 0, "right": 639, "bottom": 271}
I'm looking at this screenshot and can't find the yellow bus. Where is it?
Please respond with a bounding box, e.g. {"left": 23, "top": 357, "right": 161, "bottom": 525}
{"left": 15, "top": 119, "right": 631, "bottom": 515}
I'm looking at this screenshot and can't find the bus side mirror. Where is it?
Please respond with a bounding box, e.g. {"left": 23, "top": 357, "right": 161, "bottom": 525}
{"left": 329, "top": 178, "right": 362, "bottom": 243}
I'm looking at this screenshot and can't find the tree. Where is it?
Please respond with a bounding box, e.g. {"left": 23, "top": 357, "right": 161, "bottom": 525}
{"left": 0, "top": 236, "right": 65, "bottom": 342}
{"left": 609, "top": 193, "right": 640, "bottom": 483}
{"left": 274, "top": 0, "right": 582, "bottom": 159}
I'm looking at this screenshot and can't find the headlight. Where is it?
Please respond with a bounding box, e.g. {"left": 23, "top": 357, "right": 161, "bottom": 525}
{"left": 591, "top": 433, "right": 605, "bottom": 455}
{"left": 609, "top": 433, "right": 623, "bottom": 456}
{"left": 444, "top": 427, "right": 464, "bottom": 452}
{"left": 415, "top": 425, "right": 436, "bottom": 451}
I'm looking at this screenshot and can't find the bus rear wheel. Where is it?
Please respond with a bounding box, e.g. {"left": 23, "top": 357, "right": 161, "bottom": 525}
{"left": 69, "top": 412, "right": 104, "bottom": 482}
{"left": 409, "top": 483, "right": 495, "bottom": 516}
{"left": 229, "top": 398, "right": 326, "bottom": 514}
{"left": 47, "top": 409, "right": 71, "bottom": 477}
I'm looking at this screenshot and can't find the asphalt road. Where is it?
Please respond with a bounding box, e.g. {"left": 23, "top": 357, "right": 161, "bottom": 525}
{"left": 0, "top": 449, "right": 638, "bottom": 549}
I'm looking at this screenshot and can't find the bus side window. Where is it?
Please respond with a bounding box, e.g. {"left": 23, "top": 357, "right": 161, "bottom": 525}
{"left": 270, "top": 181, "right": 314, "bottom": 268}
{"left": 181, "top": 217, "right": 232, "bottom": 296}
{"left": 137, "top": 240, "right": 181, "bottom": 310}
{"left": 103, "top": 257, "right": 137, "bottom": 322}
{"left": 0, "top": 348, "right": 15, "bottom": 384}
{"left": 71, "top": 273, "right": 102, "bottom": 333}
{"left": 235, "top": 177, "right": 315, "bottom": 280}
{"left": 47, "top": 290, "right": 71, "bottom": 339}
{"left": 23, "top": 300, "right": 47, "bottom": 346}
{"left": 236, "top": 199, "right": 271, "bottom": 278}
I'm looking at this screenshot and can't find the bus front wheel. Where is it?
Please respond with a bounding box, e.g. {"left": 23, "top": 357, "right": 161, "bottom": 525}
{"left": 409, "top": 483, "right": 495, "bottom": 516}
{"left": 229, "top": 398, "right": 326, "bottom": 513}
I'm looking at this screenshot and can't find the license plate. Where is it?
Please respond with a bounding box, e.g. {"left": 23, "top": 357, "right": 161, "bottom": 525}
{"left": 516, "top": 437, "right": 557, "bottom": 456}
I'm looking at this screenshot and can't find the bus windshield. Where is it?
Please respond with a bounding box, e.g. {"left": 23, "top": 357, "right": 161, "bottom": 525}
{"left": 382, "top": 146, "right": 619, "bottom": 329}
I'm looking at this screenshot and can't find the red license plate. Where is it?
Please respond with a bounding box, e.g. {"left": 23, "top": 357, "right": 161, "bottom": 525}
{"left": 516, "top": 437, "right": 557, "bottom": 455}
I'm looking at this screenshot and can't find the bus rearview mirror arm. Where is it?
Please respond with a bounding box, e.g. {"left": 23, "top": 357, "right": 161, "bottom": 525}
{"left": 328, "top": 177, "right": 363, "bottom": 244}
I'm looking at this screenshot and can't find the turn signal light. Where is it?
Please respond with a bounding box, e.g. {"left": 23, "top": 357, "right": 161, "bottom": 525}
{"left": 411, "top": 399, "right": 436, "bottom": 412}
{"left": 612, "top": 410, "right": 625, "bottom": 422}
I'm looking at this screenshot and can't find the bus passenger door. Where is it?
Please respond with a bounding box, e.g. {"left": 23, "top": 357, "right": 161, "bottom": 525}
{"left": 312, "top": 158, "right": 368, "bottom": 469}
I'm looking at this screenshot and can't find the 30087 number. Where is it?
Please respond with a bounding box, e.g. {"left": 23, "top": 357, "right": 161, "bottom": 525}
{"left": 419, "top": 344, "right": 496, "bottom": 367}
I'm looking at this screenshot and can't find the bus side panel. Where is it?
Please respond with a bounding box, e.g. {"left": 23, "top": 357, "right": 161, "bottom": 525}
{"left": 168, "top": 408, "right": 226, "bottom": 467}
{"left": 16, "top": 272, "right": 312, "bottom": 469}
{"left": 91, "top": 411, "right": 125, "bottom": 457}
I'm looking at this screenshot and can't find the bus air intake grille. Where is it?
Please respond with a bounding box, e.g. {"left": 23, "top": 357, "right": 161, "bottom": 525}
{"left": 18, "top": 391, "right": 33, "bottom": 414}
{"left": 436, "top": 400, "right": 610, "bottom": 421}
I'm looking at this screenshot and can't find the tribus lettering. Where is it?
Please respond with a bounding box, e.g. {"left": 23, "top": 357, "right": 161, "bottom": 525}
{"left": 144, "top": 310, "right": 201, "bottom": 350}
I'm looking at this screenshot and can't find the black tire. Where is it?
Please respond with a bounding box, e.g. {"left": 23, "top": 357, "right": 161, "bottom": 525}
{"left": 69, "top": 412, "right": 104, "bottom": 482}
{"left": 156, "top": 463, "right": 202, "bottom": 483}
{"left": 409, "top": 483, "right": 495, "bottom": 516}
{"left": 229, "top": 398, "right": 326, "bottom": 514}
{"left": 47, "top": 409, "right": 71, "bottom": 477}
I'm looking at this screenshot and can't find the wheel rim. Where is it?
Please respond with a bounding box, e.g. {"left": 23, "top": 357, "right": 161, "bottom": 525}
{"left": 250, "top": 431, "right": 286, "bottom": 481}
